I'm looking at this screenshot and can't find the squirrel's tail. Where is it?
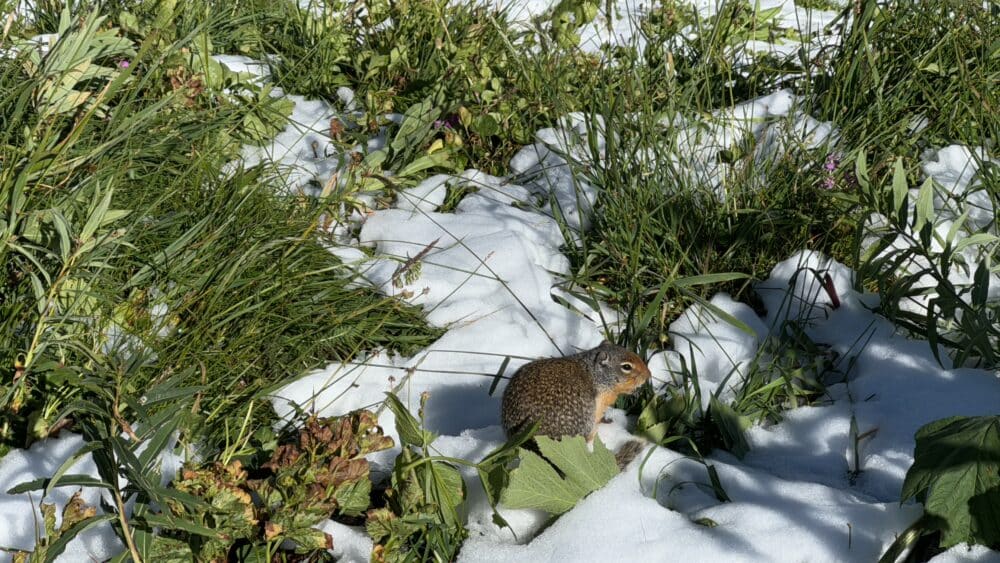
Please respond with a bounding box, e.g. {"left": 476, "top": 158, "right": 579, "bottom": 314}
{"left": 615, "top": 439, "right": 647, "bottom": 470}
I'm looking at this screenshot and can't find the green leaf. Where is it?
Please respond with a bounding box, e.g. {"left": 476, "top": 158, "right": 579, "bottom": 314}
{"left": 144, "top": 536, "right": 194, "bottom": 563}
{"left": 144, "top": 513, "right": 225, "bottom": 539}
{"left": 42, "top": 514, "right": 116, "bottom": 563}
{"left": 397, "top": 151, "right": 452, "bottom": 178}
{"left": 333, "top": 478, "right": 372, "bottom": 518}
{"left": 426, "top": 461, "right": 466, "bottom": 527}
{"left": 891, "top": 157, "right": 909, "bottom": 224}
{"left": 672, "top": 272, "right": 750, "bottom": 287}
{"left": 80, "top": 187, "right": 113, "bottom": 243}
{"left": 472, "top": 114, "right": 499, "bottom": 137}
{"left": 954, "top": 233, "right": 999, "bottom": 254}
{"left": 900, "top": 416, "right": 1000, "bottom": 548}
{"left": 709, "top": 396, "right": 750, "bottom": 459}
{"left": 46, "top": 443, "right": 102, "bottom": 497}
{"left": 363, "top": 149, "right": 388, "bottom": 169}
{"left": 384, "top": 392, "right": 435, "bottom": 447}
{"left": 501, "top": 436, "right": 618, "bottom": 515}
{"left": 855, "top": 153, "right": 870, "bottom": 189}
{"left": 8, "top": 474, "right": 111, "bottom": 494}
{"left": 913, "top": 177, "right": 935, "bottom": 234}
{"left": 391, "top": 99, "right": 439, "bottom": 153}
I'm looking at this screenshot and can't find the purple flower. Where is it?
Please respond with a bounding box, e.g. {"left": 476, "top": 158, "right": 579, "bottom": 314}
{"left": 821, "top": 176, "right": 836, "bottom": 190}
{"left": 824, "top": 153, "right": 839, "bottom": 172}
{"left": 434, "top": 113, "right": 460, "bottom": 130}
{"left": 118, "top": 59, "right": 130, "bottom": 69}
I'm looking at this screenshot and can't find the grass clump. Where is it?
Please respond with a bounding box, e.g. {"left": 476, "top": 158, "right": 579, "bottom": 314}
{"left": 814, "top": 0, "right": 998, "bottom": 160}
{"left": 2, "top": 0, "right": 998, "bottom": 560}
{"left": 0, "top": 4, "right": 441, "bottom": 455}
{"left": 236, "top": 0, "right": 606, "bottom": 172}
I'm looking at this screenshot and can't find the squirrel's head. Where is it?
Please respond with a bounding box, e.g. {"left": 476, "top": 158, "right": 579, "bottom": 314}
{"left": 589, "top": 340, "right": 651, "bottom": 393}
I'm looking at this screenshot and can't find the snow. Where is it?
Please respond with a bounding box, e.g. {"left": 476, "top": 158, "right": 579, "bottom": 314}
{"left": 0, "top": 435, "right": 121, "bottom": 560}
{"left": 262, "top": 82, "right": 997, "bottom": 561}
{"left": 1, "top": 1, "right": 998, "bottom": 562}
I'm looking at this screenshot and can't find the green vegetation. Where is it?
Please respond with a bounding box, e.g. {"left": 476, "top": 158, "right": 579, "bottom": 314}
{"left": 1, "top": 0, "right": 997, "bottom": 560}
{"left": 500, "top": 435, "right": 619, "bottom": 515}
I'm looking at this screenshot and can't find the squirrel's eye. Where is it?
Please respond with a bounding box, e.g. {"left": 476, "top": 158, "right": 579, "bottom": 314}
{"left": 620, "top": 362, "right": 633, "bottom": 372}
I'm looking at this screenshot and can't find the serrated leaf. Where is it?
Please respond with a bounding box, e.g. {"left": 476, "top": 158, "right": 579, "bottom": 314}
{"left": 144, "top": 536, "right": 194, "bottom": 563}
{"left": 333, "top": 478, "right": 372, "bottom": 518}
{"left": 538, "top": 436, "right": 618, "bottom": 491}
{"left": 427, "top": 461, "right": 466, "bottom": 527}
{"left": 900, "top": 416, "right": 1000, "bottom": 548}
{"left": 501, "top": 436, "right": 618, "bottom": 515}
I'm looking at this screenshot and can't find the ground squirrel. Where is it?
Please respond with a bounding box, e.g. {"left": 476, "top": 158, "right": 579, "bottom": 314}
{"left": 500, "top": 341, "right": 652, "bottom": 443}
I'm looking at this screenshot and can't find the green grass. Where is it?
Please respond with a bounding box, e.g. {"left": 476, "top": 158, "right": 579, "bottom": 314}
{"left": 1, "top": 0, "right": 998, "bottom": 560}
{"left": 0, "top": 4, "right": 441, "bottom": 456}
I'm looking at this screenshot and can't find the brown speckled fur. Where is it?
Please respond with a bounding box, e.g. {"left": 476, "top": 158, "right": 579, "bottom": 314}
{"left": 501, "top": 342, "right": 651, "bottom": 439}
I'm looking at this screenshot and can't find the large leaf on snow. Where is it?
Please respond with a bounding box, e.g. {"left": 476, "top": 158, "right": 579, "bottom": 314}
{"left": 901, "top": 415, "right": 1000, "bottom": 548}
{"left": 501, "top": 436, "right": 618, "bottom": 515}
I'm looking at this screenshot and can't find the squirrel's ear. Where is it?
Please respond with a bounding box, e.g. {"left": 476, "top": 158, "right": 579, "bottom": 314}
{"left": 595, "top": 349, "right": 611, "bottom": 367}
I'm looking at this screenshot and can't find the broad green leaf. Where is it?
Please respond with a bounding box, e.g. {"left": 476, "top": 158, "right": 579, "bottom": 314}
{"left": 538, "top": 436, "right": 618, "bottom": 492}
{"left": 501, "top": 436, "right": 618, "bottom": 515}
{"left": 477, "top": 422, "right": 537, "bottom": 530}
{"left": 397, "top": 151, "right": 451, "bottom": 178}
{"left": 392, "top": 99, "right": 438, "bottom": 153}
{"left": 472, "top": 114, "right": 499, "bottom": 137}
{"left": 900, "top": 416, "right": 1000, "bottom": 548}
{"left": 333, "top": 478, "right": 372, "bottom": 518}
{"left": 363, "top": 149, "right": 388, "bottom": 169}
{"left": 427, "top": 461, "right": 466, "bottom": 527}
